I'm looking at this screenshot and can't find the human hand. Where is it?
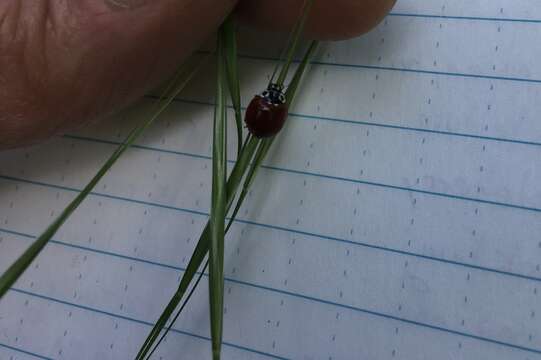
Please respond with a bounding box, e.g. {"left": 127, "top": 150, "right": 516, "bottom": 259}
{"left": 0, "top": 0, "right": 396, "bottom": 148}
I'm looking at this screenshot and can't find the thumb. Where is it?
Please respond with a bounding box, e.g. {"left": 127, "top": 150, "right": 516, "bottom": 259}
{"left": 0, "top": 0, "right": 236, "bottom": 148}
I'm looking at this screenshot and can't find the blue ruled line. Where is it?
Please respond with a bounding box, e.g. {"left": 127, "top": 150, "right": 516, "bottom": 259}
{"left": 1, "top": 174, "right": 540, "bottom": 284}
{"left": 389, "top": 12, "right": 541, "bottom": 24}
{"left": 7, "top": 288, "right": 288, "bottom": 360}
{"left": 3, "top": 232, "right": 541, "bottom": 356}
{"left": 0, "top": 342, "right": 54, "bottom": 360}
{"left": 139, "top": 95, "right": 541, "bottom": 148}
{"left": 61, "top": 134, "right": 541, "bottom": 214}
{"left": 195, "top": 50, "right": 541, "bottom": 85}
{"left": 236, "top": 52, "right": 541, "bottom": 85}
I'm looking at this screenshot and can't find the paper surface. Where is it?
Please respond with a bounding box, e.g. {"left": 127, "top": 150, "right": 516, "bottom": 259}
{"left": 1, "top": 1, "right": 541, "bottom": 359}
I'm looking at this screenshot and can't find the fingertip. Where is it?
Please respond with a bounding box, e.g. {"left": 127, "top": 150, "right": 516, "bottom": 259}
{"left": 236, "top": 0, "right": 396, "bottom": 40}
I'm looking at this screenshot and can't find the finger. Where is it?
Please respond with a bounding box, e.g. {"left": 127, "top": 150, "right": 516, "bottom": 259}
{"left": 0, "top": 0, "right": 236, "bottom": 148}
{"left": 235, "top": 0, "right": 397, "bottom": 40}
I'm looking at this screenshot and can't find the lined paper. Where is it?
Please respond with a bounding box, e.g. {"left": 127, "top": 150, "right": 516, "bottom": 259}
{"left": 1, "top": 1, "right": 541, "bottom": 359}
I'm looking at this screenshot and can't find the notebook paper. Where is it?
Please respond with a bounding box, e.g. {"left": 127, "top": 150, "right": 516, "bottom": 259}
{"left": 1, "top": 1, "right": 541, "bottom": 359}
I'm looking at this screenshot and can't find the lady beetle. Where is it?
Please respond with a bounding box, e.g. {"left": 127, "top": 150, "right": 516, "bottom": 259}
{"left": 244, "top": 83, "right": 288, "bottom": 138}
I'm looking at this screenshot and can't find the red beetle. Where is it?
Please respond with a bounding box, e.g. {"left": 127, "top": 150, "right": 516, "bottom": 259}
{"left": 244, "top": 83, "right": 288, "bottom": 138}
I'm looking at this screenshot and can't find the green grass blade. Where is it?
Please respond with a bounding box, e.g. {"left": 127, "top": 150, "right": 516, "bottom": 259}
{"left": 209, "top": 32, "right": 228, "bottom": 360}
{"left": 135, "top": 136, "right": 260, "bottom": 360}
{"left": 227, "top": 41, "right": 320, "bottom": 232}
{"left": 285, "top": 41, "right": 319, "bottom": 105}
{"left": 135, "top": 226, "right": 212, "bottom": 360}
{"left": 275, "top": 0, "right": 314, "bottom": 87}
{"left": 221, "top": 17, "right": 243, "bottom": 156}
{"left": 141, "top": 139, "right": 261, "bottom": 359}
{"left": 137, "top": 16, "right": 319, "bottom": 360}
{"left": 225, "top": 138, "right": 270, "bottom": 232}
{"left": 144, "top": 258, "right": 209, "bottom": 360}
{"left": 0, "top": 57, "right": 205, "bottom": 300}
{"left": 268, "top": 28, "right": 296, "bottom": 85}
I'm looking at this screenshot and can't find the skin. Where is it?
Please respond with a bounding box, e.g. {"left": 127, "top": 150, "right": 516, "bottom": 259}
{"left": 0, "top": 0, "right": 396, "bottom": 149}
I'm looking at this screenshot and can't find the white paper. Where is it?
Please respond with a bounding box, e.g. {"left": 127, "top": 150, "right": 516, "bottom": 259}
{"left": 1, "top": 1, "right": 541, "bottom": 359}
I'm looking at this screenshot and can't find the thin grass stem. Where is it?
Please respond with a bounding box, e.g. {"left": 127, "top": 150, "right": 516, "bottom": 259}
{"left": 275, "top": 0, "right": 314, "bottom": 87}
{"left": 0, "top": 56, "right": 207, "bottom": 300}
{"left": 137, "top": 12, "right": 319, "bottom": 360}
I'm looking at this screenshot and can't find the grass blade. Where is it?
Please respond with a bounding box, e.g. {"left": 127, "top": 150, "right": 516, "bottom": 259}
{"left": 144, "top": 257, "right": 209, "bottom": 360}
{"left": 221, "top": 17, "right": 243, "bottom": 156}
{"left": 141, "top": 139, "right": 260, "bottom": 360}
{"left": 225, "top": 138, "right": 270, "bottom": 232}
{"left": 135, "top": 227, "right": 211, "bottom": 359}
{"left": 137, "top": 12, "right": 319, "bottom": 360}
{"left": 232, "top": 40, "right": 320, "bottom": 217}
{"left": 275, "top": 0, "right": 315, "bottom": 87}
{"left": 285, "top": 41, "right": 319, "bottom": 105}
{"left": 0, "top": 57, "right": 206, "bottom": 300}
{"left": 224, "top": 37, "right": 318, "bottom": 231}
{"left": 135, "top": 136, "right": 260, "bottom": 360}
{"left": 209, "top": 32, "right": 228, "bottom": 360}
{"left": 227, "top": 40, "right": 319, "bottom": 235}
